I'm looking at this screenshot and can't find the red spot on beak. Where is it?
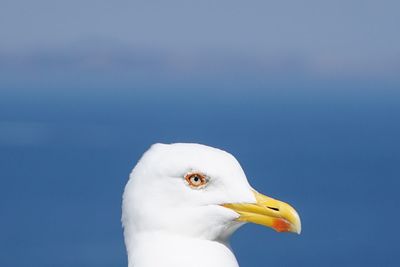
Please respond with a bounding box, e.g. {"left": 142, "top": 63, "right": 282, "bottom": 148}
{"left": 272, "top": 218, "right": 291, "bottom": 232}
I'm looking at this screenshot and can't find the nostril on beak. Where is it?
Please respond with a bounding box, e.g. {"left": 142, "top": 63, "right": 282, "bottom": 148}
{"left": 267, "top": 206, "right": 280, "bottom": 211}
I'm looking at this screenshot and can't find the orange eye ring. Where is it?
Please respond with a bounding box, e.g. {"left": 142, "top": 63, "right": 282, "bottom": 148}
{"left": 185, "top": 172, "right": 208, "bottom": 188}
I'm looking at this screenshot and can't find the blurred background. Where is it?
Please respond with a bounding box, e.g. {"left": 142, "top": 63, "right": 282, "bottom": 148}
{"left": 1, "top": 0, "right": 399, "bottom": 266}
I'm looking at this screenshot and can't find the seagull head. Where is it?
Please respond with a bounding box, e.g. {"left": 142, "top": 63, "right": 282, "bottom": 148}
{"left": 122, "top": 143, "right": 301, "bottom": 245}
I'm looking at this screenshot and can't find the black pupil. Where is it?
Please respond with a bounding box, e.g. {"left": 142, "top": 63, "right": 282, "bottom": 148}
{"left": 193, "top": 176, "right": 199, "bottom": 182}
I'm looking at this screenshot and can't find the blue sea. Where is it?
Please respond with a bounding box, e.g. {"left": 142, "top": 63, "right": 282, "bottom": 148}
{"left": 1, "top": 83, "right": 399, "bottom": 266}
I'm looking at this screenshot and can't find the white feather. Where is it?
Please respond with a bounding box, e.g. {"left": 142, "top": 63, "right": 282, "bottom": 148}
{"left": 122, "top": 143, "right": 256, "bottom": 267}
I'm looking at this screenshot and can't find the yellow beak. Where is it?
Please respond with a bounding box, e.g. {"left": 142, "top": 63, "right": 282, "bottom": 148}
{"left": 223, "top": 191, "right": 301, "bottom": 234}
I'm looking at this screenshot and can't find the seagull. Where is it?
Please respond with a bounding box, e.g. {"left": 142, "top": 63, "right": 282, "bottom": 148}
{"left": 122, "top": 143, "right": 301, "bottom": 267}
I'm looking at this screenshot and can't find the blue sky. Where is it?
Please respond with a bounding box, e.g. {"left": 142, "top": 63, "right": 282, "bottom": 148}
{"left": 2, "top": 0, "right": 400, "bottom": 55}
{"left": 1, "top": 0, "right": 400, "bottom": 89}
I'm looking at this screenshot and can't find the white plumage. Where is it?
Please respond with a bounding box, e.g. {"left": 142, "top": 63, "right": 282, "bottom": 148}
{"left": 122, "top": 143, "right": 300, "bottom": 267}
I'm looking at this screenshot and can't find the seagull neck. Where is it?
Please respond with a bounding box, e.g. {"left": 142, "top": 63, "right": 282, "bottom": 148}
{"left": 126, "top": 231, "right": 239, "bottom": 267}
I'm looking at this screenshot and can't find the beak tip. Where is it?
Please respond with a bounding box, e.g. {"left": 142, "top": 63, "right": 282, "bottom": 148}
{"left": 295, "top": 226, "right": 301, "bottom": 235}
{"left": 292, "top": 211, "right": 302, "bottom": 235}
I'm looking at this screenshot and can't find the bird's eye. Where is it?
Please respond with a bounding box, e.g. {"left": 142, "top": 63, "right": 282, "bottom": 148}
{"left": 185, "top": 172, "right": 208, "bottom": 188}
